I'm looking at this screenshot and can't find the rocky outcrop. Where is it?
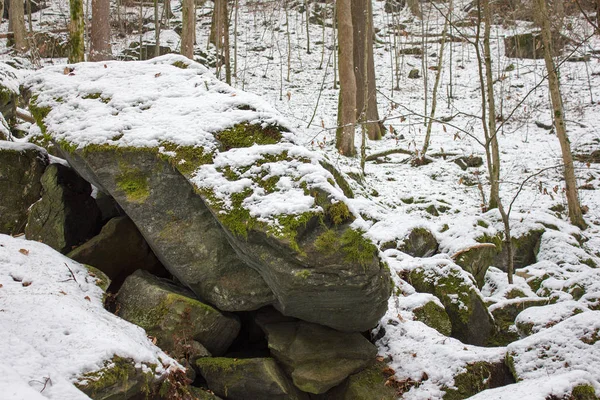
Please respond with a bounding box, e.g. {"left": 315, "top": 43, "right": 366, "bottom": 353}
{"left": 0, "top": 141, "right": 49, "bottom": 235}
{"left": 398, "top": 227, "right": 439, "bottom": 258}
{"left": 452, "top": 243, "right": 498, "bottom": 289}
{"left": 26, "top": 55, "right": 390, "bottom": 332}
{"left": 488, "top": 297, "right": 550, "bottom": 346}
{"left": 195, "top": 357, "right": 308, "bottom": 400}
{"left": 116, "top": 270, "right": 240, "bottom": 358}
{"left": 25, "top": 163, "right": 101, "bottom": 253}
{"left": 326, "top": 360, "right": 399, "bottom": 400}
{"left": 504, "top": 32, "right": 566, "bottom": 59}
{"left": 0, "top": 63, "right": 19, "bottom": 124}
{"left": 260, "top": 319, "right": 377, "bottom": 394}
{"left": 442, "top": 361, "right": 514, "bottom": 400}
{"left": 409, "top": 261, "right": 494, "bottom": 346}
{"left": 67, "top": 216, "right": 168, "bottom": 290}
{"left": 413, "top": 297, "right": 452, "bottom": 336}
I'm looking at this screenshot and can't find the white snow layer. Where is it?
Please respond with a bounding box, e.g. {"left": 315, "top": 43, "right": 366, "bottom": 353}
{"left": 0, "top": 234, "right": 178, "bottom": 399}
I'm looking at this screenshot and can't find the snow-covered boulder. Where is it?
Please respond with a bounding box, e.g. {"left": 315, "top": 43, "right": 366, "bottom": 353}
{"left": 0, "top": 141, "right": 49, "bottom": 235}
{"left": 408, "top": 259, "right": 494, "bottom": 346}
{"left": 506, "top": 311, "right": 600, "bottom": 384}
{"left": 515, "top": 301, "right": 589, "bottom": 337}
{"left": 25, "top": 55, "right": 391, "bottom": 332}
{"left": 0, "top": 234, "right": 179, "bottom": 399}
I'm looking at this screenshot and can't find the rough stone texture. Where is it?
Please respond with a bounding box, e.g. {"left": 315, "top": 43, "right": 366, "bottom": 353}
{"left": 25, "top": 163, "right": 101, "bottom": 253}
{"left": 413, "top": 299, "right": 452, "bottom": 336}
{"left": 453, "top": 155, "right": 483, "bottom": 171}
{"left": 67, "top": 216, "right": 168, "bottom": 291}
{"left": 0, "top": 66, "right": 19, "bottom": 124}
{"left": 75, "top": 356, "right": 155, "bottom": 400}
{"left": 492, "top": 230, "right": 544, "bottom": 272}
{"left": 61, "top": 148, "right": 276, "bottom": 313}
{"left": 0, "top": 142, "right": 48, "bottom": 235}
{"left": 116, "top": 270, "right": 241, "bottom": 357}
{"left": 195, "top": 357, "right": 309, "bottom": 400}
{"left": 409, "top": 262, "right": 495, "bottom": 346}
{"left": 442, "top": 361, "right": 515, "bottom": 400}
{"left": 488, "top": 297, "right": 550, "bottom": 346}
{"left": 325, "top": 361, "right": 398, "bottom": 400}
{"left": 398, "top": 227, "right": 439, "bottom": 258}
{"left": 94, "top": 190, "right": 123, "bottom": 223}
{"left": 261, "top": 320, "right": 377, "bottom": 394}
{"left": 452, "top": 243, "right": 498, "bottom": 289}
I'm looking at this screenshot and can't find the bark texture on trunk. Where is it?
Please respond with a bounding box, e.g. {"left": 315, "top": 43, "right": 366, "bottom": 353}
{"left": 181, "top": 0, "right": 195, "bottom": 58}
{"left": 69, "top": 0, "right": 85, "bottom": 63}
{"left": 536, "top": 0, "right": 586, "bottom": 229}
{"left": 89, "top": 0, "right": 112, "bottom": 61}
{"left": 10, "top": 0, "right": 28, "bottom": 53}
{"left": 336, "top": 0, "right": 356, "bottom": 156}
{"left": 352, "top": 0, "right": 382, "bottom": 140}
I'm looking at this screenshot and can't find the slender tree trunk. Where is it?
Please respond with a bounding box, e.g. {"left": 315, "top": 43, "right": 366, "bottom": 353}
{"left": 154, "top": 0, "right": 160, "bottom": 58}
{"left": 483, "top": 0, "right": 500, "bottom": 209}
{"left": 69, "top": 0, "right": 84, "bottom": 62}
{"left": 352, "top": 0, "right": 382, "bottom": 140}
{"left": 89, "top": 0, "right": 112, "bottom": 61}
{"left": 407, "top": 0, "right": 422, "bottom": 18}
{"left": 181, "top": 0, "right": 195, "bottom": 58}
{"left": 336, "top": 0, "right": 356, "bottom": 156}
{"left": 535, "top": 0, "right": 586, "bottom": 229}
{"left": 210, "top": 0, "right": 230, "bottom": 83}
{"left": 10, "top": 0, "right": 28, "bottom": 53}
{"left": 305, "top": 0, "right": 310, "bottom": 53}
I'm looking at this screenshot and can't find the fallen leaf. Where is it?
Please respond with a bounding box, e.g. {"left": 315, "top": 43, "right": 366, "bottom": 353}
{"left": 0, "top": 284, "right": 3, "bottom": 288}
{"left": 84, "top": 296, "right": 91, "bottom": 301}
{"left": 22, "top": 281, "right": 32, "bottom": 287}
{"left": 19, "top": 249, "right": 29, "bottom": 255}
{"left": 155, "top": 72, "right": 162, "bottom": 78}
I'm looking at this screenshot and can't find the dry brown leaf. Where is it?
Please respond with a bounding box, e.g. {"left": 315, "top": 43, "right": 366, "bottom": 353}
{"left": 84, "top": 296, "right": 91, "bottom": 301}
{"left": 59, "top": 290, "right": 67, "bottom": 295}
{"left": 22, "top": 281, "right": 32, "bottom": 287}
{"left": 19, "top": 249, "right": 29, "bottom": 255}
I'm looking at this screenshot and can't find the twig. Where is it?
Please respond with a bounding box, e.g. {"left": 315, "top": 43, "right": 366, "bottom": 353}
{"left": 60, "top": 263, "right": 78, "bottom": 284}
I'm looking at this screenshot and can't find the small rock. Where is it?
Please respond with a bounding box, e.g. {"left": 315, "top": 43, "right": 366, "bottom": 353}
{"left": 408, "top": 69, "right": 421, "bottom": 79}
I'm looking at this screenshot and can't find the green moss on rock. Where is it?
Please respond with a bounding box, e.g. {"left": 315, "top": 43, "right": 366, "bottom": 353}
{"left": 216, "top": 122, "right": 283, "bottom": 150}
{"left": 315, "top": 228, "right": 378, "bottom": 268}
{"left": 116, "top": 164, "right": 150, "bottom": 204}
{"left": 413, "top": 300, "right": 452, "bottom": 336}
{"left": 443, "top": 361, "right": 513, "bottom": 400}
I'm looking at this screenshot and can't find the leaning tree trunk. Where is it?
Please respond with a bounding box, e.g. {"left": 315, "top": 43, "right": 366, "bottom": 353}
{"left": 89, "top": 0, "right": 112, "bottom": 61}
{"left": 181, "top": 0, "right": 195, "bottom": 58}
{"left": 352, "top": 0, "right": 382, "bottom": 140}
{"left": 69, "top": 0, "right": 85, "bottom": 63}
{"left": 535, "top": 0, "right": 586, "bottom": 229}
{"left": 10, "top": 0, "right": 28, "bottom": 53}
{"left": 336, "top": 0, "right": 356, "bottom": 156}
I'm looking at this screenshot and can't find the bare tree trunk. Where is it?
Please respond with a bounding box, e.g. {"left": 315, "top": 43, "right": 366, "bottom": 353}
{"left": 69, "top": 0, "right": 84, "bottom": 62}
{"left": 154, "top": 0, "right": 160, "bottom": 58}
{"left": 10, "top": 0, "right": 28, "bottom": 53}
{"left": 483, "top": 0, "right": 500, "bottom": 209}
{"left": 181, "top": 0, "right": 195, "bottom": 58}
{"left": 89, "top": 0, "right": 112, "bottom": 61}
{"left": 407, "top": 0, "right": 422, "bottom": 18}
{"left": 352, "top": 0, "right": 382, "bottom": 140}
{"left": 0, "top": 0, "right": 4, "bottom": 26}
{"left": 336, "top": 0, "right": 356, "bottom": 156}
{"left": 535, "top": 0, "right": 586, "bottom": 229}
{"left": 210, "top": 0, "right": 230, "bottom": 83}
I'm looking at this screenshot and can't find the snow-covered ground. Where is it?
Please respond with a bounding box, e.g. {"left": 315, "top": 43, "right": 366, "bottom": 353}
{"left": 1, "top": 0, "right": 600, "bottom": 398}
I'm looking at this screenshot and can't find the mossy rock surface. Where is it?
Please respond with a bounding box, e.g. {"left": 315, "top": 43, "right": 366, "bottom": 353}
{"left": 488, "top": 297, "right": 550, "bottom": 346}
{"left": 261, "top": 320, "right": 377, "bottom": 394}
{"left": 452, "top": 243, "right": 498, "bottom": 289}
{"left": 0, "top": 141, "right": 48, "bottom": 235}
{"left": 195, "top": 357, "right": 309, "bottom": 400}
{"left": 409, "top": 261, "right": 494, "bottom": 346}
{"left": 116, "top": 270, "right": 241, "bottom": 358}
{"left": 25, "top": 163, "right": 101, "bottom": 253}
{"left": 514, "top": 301, "right": 588, "bottom": 338}
{"left": 26, "top": 56, "right": 390, "bottom": 331}
{"left": 398, "top": 227, "right": 439, "bottom": 258}
{"left": 413, "top": 299, "right": 452, "bottom": 336}
{"left": 484, "top": 229, "right": 544, "bottom": 273}
{"left": 75, "top": 356, "right": 155, "bottom": 400}
{"left": 325, "top": 360, "right": 398, "bottom": 400}
{"left": 442, "top": 361, "right": 515, "bottom": 400}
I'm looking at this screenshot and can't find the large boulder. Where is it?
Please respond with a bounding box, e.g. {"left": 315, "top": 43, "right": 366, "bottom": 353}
{"left": 506, "top": 311, "right": 600, "bottom": 382}
{"left": 26, "top": 55, "right": 391, "bottom": 331}
{"left": 326, "top": 360, "right": 399, "bottom": 400}
{"left": 452, "top": 243, "right": 498, "bottom": 289}
{"left": 398, "top": 227, "right": 439, "bottom": 258}
{"left": 67, "top": 216, "right": 168, "bottom": 290}
{"left": 195, "top": 357, "right": 309, "bottom": 400}
{"left": 116, "top": 270, "right": 241, "bottom": 358}
{"left": 0, "top": 63, "right": 19, "bottom": 124}
{"left": 409, "top": 260, "right": 494, "bottom": 346}
{"left": 487, "top": 297, "right": 550, "bottom": 346}
{"left": 260, "top": 319, "right": 377, "bottom": 394}
{"left": 0, "top": 141, "right": 49, "bottom": 234}
{"left": 514, "top": 301, "right": 589, "bottom": 338}
{"left": 504, "top": 32, "right": 567, "bottom": 60}
{"left": 25, "top": 163, "right": 101, "bottom": 253}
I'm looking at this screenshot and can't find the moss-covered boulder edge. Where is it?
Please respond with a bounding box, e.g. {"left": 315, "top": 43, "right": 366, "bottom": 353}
{"left": 27, "top": 57, "right": 390, "bottom": 332}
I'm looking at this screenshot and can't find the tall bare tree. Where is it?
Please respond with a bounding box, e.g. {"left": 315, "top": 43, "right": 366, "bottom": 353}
{"left": 336, "top": 0, "right": 356, "bottom": 156}
{"left": 210, "top": 0, "right": 231, "bottom": 84}
{"left": 535, "top": 0, "right": 587, "bottom": 229}
{"left": 9, "top": 0, "right": 28, "bottom": 53}
{"left": 352, "top": 0, "right": 383, "bottom": 140}
{"left": 89, "top": 0, "right": 112, "bottom": 61}
{"left": 181, "top": 0, "right": 196, "bottom": 58}
{"left": 69, "top": 0, "right": 85, "bottom": 63}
